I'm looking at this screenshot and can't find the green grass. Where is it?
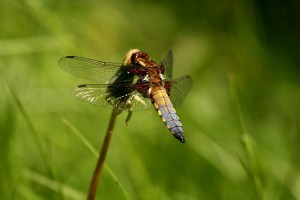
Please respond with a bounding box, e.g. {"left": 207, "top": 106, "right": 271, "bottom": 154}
{"left": 1, "top": 0, "right": 300, "bottom": 199}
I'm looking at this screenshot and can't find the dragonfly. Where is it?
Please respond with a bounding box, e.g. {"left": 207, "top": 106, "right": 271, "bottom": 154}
{"left": 59, "top": 49, "right": 192, "bottom": 143}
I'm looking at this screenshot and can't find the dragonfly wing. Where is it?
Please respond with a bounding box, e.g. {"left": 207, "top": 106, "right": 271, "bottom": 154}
{"left": 159, "top": 50, "right": 173, "bottom": 79}
{"left": 72, "top": 84, "right": 151, "bottom": 111}
{"left": 169, "top": 75, "right": 193, "bottom": 107}
{"left": 59, "top": 56, "right": 131, "bottom": 83}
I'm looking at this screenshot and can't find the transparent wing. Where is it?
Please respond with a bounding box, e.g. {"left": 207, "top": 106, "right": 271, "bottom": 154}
{"left": 59, "top": 56, "right": 132, "bottom": 83}
{"left": 169, "top": 75, "right": 193, "bottom": 107}
{"left": 72, "top": 84, "right": 151, "bottom": 111}
{"left": 159, "top": 50, "right": 173, "bottom": 79}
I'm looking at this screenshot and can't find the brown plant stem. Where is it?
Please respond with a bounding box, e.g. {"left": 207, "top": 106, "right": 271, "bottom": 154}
{"left": 87, "top": 108, "right": 122, "bottom": 200}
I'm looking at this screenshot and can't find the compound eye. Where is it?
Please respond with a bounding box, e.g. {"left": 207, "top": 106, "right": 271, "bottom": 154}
{"left": 131, "top": 52, "right": 150, "bottom": 64}
{"left": 130, "top": 52, "right": 140, "bottom": 64}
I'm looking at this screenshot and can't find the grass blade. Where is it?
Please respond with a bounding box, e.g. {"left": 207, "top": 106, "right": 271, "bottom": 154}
{"left": 229, "top": 69, "right": 265, "bottom": 200}
{"left": 62, "top": 118, "right": 132, "bottom": 200}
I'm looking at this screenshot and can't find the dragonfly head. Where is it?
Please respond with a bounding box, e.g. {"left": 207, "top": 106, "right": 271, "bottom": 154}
{"left": 131, "top": 52, "right": 158, "bottom": 68}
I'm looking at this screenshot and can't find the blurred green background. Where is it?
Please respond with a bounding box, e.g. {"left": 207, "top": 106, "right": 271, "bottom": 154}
{"left": 1, "top": 0, "right": 300, "bottom": 199}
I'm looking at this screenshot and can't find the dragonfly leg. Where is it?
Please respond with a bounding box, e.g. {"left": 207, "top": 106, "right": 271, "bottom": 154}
{"left": 125, "top": 110, "right": 133, "bottom": 126}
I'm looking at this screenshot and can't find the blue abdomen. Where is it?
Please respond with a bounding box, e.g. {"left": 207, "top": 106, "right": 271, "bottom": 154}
{"left": 151, "top": 87, "right": 185, "bottom": 143}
